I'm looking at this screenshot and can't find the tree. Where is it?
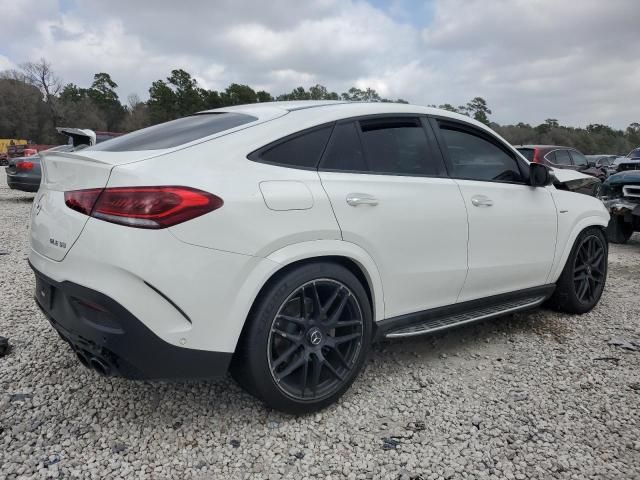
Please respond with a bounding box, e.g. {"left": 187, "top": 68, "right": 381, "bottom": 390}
{"left": 222, "top": 83, "right": 258, "bottom": 105}
{"left": 465, "top": 97, "right": 492, "bottom": 125}
{"left": 148, "top": 79, "right": 178, "bottom": 123}
{"left": 88, "top": 73, "right": 125, "bottom": 130}
{"left": 121, "top": 94, "right": 150, "bottom": 132}
{"left": 20, "top": 58, "right": 62, "bottom": 129}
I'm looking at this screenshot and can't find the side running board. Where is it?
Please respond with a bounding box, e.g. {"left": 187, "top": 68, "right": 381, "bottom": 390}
{"left": 376, "top": 285, "right": 555, "bottom": 340}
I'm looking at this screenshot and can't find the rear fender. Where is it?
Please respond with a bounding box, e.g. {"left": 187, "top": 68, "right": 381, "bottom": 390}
{"left": 254, "top": 240, "right": 386, "bottom": 322}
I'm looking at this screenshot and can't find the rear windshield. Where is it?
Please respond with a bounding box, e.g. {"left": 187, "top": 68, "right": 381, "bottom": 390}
{"left": 516, "top": 148, "right": 534, "bottom": 161}
{"left": 88, "top": 113, "right": 257, "bottom": 152}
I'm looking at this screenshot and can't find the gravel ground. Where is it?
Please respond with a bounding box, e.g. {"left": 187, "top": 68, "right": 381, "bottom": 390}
{"left": 1, "top": 169, "right": 639, "bottom": 480}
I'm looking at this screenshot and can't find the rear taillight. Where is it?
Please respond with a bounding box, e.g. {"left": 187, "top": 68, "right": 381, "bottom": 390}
{"left": 64, "top": 186, "right": 223, "bottom": 229}
{"left": 532, "top": 149, "right": 541, "bottom": 163}
{"left": 16, "top": 161, "right": 34, "bottom": 171}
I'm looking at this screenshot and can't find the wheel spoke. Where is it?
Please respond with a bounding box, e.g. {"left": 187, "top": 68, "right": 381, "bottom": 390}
{"left": 300, "top": 356, "right": 309, "bottom": 397}
{"left": 332, "top": 332, "right": 361, "bottom": 345}
{"left": 275, "top": 352, "right": 307, "bottom": 381}
{"left": 272, "top": 343, "right": 302, "bottom": 370}
{"left": 300, "top": 287, "right": 309, "bottom": 319}
{"left": 322, "top": 286, "right": 342, "bottom": 316}
{"left": 326, "top": 293, "right": 350, "bottom": 326}
{"left": 311, "top": 282, "right": 322, "bottom": 318}
{"left": 278, "top": 314, "right": 307, "bottom": 326}
{"left": 334, "top": 319, "right": 362, "bottom": 328}
{"left": 322, "top": 358, "right": 344, "bottom": 381}
{"left": 272, "top": 326, "right": 302, "bottom": 342}
{"left": 327, "top": 344, "right": 351, "bottom": 369}
{"left": 309, "top": 353, "right": 322, "bottom": 395}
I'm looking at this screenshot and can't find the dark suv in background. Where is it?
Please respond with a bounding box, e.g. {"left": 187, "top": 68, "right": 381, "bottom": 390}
{"left": 515, "top": 145, "right": 607, "bottom": 181}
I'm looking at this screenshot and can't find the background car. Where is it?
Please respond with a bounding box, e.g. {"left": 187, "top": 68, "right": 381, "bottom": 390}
{"left": 614, "top": 147, "right": 640, "bottom": 172}
{"left": 586, "top": 154, "right": 620, "bottom": 177}
{"left": 29, "top": 101, "right": 609, "bottom": 413}
{"left": 5, "top": 129, "right": 120, "bottom": 193}
{"left": 516, "top": 145, "right": 607, "bottom": 181}
{"left": 601, "top": 170, "right": 640, "bottom": 243}
{"left": 5, "top": 145, "right": 74, "bottom": 192}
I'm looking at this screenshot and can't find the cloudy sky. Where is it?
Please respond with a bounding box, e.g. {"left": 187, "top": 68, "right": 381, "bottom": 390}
{"left": 1, "top": 0, "right": 639, "bottom": 128}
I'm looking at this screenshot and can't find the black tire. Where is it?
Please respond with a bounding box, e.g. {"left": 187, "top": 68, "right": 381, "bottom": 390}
{"left": 606, "top": 216, "right": 633, "bottom": 244}
{"left": 231, "top": 262, "right": 373, "bottom": 414}
{"left": 548, "top": 227, "right": 608, "bottom": 314}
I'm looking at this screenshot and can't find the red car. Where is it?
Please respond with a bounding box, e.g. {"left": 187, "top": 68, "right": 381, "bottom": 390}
{"left": 515, "top": 145, "right": 607, "bottom": 181}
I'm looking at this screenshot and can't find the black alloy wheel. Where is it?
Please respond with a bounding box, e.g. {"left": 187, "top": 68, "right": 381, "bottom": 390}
{"left": 548, "top": 227, "right": 608, "bottom": 314}
{"left": 572, "top": 234, "right": 606, "bottom": 305}
{"left": 267, "top": 279, "right": 364, "bottom": 401}
{"left": 231, "top": 262, "right": 372, "bottom": 414}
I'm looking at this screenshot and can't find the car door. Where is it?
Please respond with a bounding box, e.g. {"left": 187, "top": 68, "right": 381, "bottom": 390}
{"left": 318, "top": 117, "right": 469, "bottom": 319}
{"left": 432, "top": 118, "right": 557, "bottom": 302}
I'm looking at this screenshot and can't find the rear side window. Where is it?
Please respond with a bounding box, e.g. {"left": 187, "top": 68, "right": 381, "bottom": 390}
{"left": 358, "top": 118, "right": 444, "bottom": 176}
{"left": 89, "top": 113, "right": 257, "bottom": 152}
{"left": 440, "top": 126, "right": 523, "bottom": 183}
{"left": 251, "top": 126, "right": 333, "bottom": 169}
{"left": 320, "top": 122, "right": 367, "bottom": 172}
{"left": 554, "top": 149, "right": 572, "bottom": 165}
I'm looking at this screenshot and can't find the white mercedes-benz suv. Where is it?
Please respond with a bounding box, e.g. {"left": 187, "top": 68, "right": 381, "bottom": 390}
{"left": 29, "top": 101, "right": 609, "bottom": 413}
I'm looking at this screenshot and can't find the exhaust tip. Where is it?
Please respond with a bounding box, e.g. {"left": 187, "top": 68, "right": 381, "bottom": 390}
{"left": 89, "top": 357, "right": 111, "bottom": 376}
{"left": 76, "top": 351, "right": 90, "bottom": 369}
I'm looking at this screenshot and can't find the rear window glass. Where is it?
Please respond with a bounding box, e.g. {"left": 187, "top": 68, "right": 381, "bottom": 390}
{"left": 88, "top": 113, "right": 257, "bottom": 152}
{"left": 516, "top": 148, "right": 534, "bottom": 161}
{"left": 251, "top": 126, "right": 333, "bottom": 169}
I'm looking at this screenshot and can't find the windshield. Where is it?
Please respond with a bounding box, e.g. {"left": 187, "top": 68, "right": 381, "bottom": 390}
{"left": 628, "top": 148, "right": 640, "bottom": 159}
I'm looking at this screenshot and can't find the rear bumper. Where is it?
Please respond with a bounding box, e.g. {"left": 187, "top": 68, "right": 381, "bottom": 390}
{"left": 6, "top": 172, "right": 40, "bottom": 192}
{"left": 31, "top": 263, "right": 232, "bottom": 380}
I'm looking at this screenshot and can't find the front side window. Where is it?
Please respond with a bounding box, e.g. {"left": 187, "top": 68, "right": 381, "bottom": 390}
{"left": 554, "top": 149, "right": 572, "bottom": 165}
{"left": 570, "top": 150, "right": 588, "bottom": 167}
{"left": 358, "top": 118, "right": 444, "bottom": 176}
{"left": 440, "top": 126, "right": 523, "bottom": 183}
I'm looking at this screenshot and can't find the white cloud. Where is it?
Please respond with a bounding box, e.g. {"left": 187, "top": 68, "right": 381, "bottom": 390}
{"left": 1, "top": 0, "right": 639, "bottom": 128}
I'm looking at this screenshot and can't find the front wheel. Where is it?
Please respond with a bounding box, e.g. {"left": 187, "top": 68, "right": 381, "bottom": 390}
{"left": 231, "top": 262, "right": 372, "bottom": 414}
{"left": 548, "top": 227, "right": 608, "bottom": 314}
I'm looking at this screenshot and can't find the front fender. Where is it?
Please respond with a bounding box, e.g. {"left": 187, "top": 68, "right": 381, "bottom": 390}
{"left": 547, "top": 190, "right": 609, "bottom": 282}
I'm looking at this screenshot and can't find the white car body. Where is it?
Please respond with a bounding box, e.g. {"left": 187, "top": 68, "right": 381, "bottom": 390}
{"left": 29, "top": 101, "right": 609, "bottom": 408}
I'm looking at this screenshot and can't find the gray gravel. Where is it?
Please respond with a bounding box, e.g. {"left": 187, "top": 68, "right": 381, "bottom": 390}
{"left": 1, "top": 169, "right": 640, "bottom": 480}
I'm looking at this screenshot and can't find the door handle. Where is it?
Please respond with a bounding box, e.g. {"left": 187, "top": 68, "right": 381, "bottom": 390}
{"left": 471, "top": 195, "right": 493, "bottom": 207}
{"left": 346, "top": 193, "right": 379, "bottom": 207}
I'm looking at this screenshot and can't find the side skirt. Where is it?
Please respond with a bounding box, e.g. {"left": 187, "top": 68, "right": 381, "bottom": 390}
{"left": 375, "top": 285, "right": 556, "bottom": 340}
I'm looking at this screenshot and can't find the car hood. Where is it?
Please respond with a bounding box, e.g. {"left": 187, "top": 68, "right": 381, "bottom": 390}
{"left": 604, "top": 170, "right": 640, "bottom": 186}
{"left": 550, "top": 167, "right": 600, "bottom": 191}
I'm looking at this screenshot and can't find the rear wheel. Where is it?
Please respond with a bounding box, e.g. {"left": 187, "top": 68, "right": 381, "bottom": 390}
{"left": 549, "top": 227, "right": 607, "bottom": 314}
{"left": 606, "top": 216, "right": 633, "bottom": 244}
{"left": 231, "top": 262, "right": 372, "bottom": 414}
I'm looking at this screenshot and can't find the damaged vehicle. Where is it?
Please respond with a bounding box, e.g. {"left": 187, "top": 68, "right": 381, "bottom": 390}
{"left": 29, "top": 101, "right": 610, "bottom": 413}
{"left": 601, "top": 170, "right": 640, "bottom": 243}
{"left": 5, "top": 128, "right": 119, "bottom": 193}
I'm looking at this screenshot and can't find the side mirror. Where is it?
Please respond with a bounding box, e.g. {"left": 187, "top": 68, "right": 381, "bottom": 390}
{"left": 529, "top": 162, "right": 553, "bottom": 187}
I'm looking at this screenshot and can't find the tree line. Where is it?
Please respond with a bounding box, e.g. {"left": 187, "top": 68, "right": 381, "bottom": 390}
{"left": 0, "top": 58, "right": 638, "bottom": 153}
